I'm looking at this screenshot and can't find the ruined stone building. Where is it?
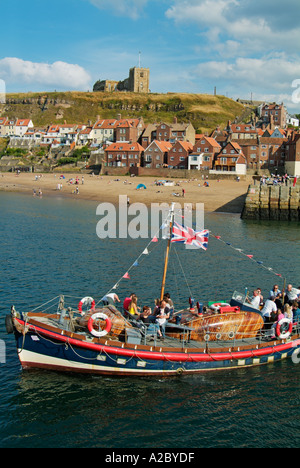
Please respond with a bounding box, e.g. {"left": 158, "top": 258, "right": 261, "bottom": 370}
{"left": 93, "top": 66, "right": 150, "bottom": 94}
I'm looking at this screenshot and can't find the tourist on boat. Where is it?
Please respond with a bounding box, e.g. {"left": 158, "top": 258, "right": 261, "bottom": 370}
{"left": 123, "top": 293, "right": 135, "bottom": 313}
{"left": 291, "top": 301, "right": 300, "bottom": 323}
{"left": 269, "top": 284, "right": 283, "bottom": 308}
{"left": 139, "top": 306, "right": 152, "bottom": 323}
{"left": 284, "top": 284, "right": 300, "bottom": 306}
{"left": 128, "top": 295, "right": 141, "bottom": 318}
{"left": 163, "top": 293, "right": 174, "bottom": 318}
{"left": 246, "top": 290, "right": 261, "bottom": 309}
{"left": 256, "top": 288, "right": 264, "bottom": 306}
{"left": 284, "top": 304, "right": 293, "bottom": 322}
{"left": 154, "top": 300, "right": 170, "bottom": 338}
{"left": 139, "top": 306, "right": 162, "bottom": 338}
{"left": 270, "top": 309, "right": 285, "bottom": 338}
{"left": 101, "top": 293, "right": 120, "bottom": 306}
{"left": 261, "top": 296, "right": 277, "bottom": 325}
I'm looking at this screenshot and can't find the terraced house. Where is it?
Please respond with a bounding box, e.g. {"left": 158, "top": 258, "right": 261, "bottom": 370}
{"left": 167, "top": 141, "right": 194, "bottom": 169}
{"left": 143, "top": 140, "right": 172, "bottom": 169}
{"left": 192, "top": 136, "right": 221, "bottom": 170}
{"left": 105, "top": 142, "right": 144, "bottom": 168}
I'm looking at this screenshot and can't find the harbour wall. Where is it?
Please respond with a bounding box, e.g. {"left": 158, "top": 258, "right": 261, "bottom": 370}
{"left": 241, "top": 184, "right": 300, "bottom": 220}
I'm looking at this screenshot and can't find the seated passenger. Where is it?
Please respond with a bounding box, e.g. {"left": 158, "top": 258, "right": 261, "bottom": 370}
{"left": 284, "top": 304, "right": 293, "bottom": 322}
{"left": 140, "top": 306, "right": 162, "bottom": 338}
{"left": 128, "top": 295, "right": 140, "bottom": 318}
{"left": 247, "top": 290, "right": 261, "bottom": 309}
{"left": 292, "top": 301, "right": 300, "bottom": 322}
{"left": 155, "top": 299, "right": 170, "bottom": 338}
{"left": 284, "top": 284, "right": 300, "bottom": 305}
{"left": 163, "top": 293, "right": 174, "bottom": 318}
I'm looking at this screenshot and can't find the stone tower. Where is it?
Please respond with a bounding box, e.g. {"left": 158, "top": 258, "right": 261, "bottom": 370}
{"left": 128, "top": 67, "right": 150, "bottom": 93}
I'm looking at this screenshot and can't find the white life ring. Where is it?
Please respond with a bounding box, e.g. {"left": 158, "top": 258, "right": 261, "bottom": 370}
{"left": 210, "top": 302, "right": 230, "bottom": 312}
{"left": 78, "top": 297, "right": 96, "bottom": 316}
{"left": 88, "top": 312, "right": 112, "bottom": 338}
{"left": 276, "top": 318, "right": 293, "bottom": 340}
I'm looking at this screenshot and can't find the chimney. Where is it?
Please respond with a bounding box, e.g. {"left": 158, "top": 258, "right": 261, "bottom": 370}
{"left": 117, "top": 114, "right": 121, "bottom": 120}
{"left": 173, "top": 116, "right": 178, "bottom": 124}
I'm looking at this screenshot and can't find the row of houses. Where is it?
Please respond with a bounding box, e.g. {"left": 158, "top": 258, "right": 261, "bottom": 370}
{"left": 105, "top": 138, "right": 248, "bottom": 174}
{"left": 1, "top": 101, "right": 299, "bottom": 175}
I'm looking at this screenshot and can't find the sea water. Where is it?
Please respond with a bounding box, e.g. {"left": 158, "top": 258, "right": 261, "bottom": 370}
{"left": 0, "top": 192, "right": 299, "bottom": 448}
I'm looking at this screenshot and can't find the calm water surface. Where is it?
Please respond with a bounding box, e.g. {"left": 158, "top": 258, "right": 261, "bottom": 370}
{"left": 0, "top": 192, "right": 299, "bottom": 448}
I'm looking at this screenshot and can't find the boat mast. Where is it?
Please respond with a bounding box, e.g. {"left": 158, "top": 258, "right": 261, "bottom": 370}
{"left": 160, "top": 203, "right": 175, "bottom": 301}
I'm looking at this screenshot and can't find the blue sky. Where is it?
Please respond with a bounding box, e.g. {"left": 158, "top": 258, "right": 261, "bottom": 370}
{"left": 0, "top": 0, "right": 300, "bottom": 112}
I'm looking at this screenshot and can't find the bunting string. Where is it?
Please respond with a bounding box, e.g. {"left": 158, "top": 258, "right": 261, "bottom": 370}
{"left": 210, "top": 233, "right": 285, "bottom": 280}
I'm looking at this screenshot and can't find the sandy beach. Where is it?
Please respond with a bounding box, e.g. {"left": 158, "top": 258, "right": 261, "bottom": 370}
{"left": 0, "top": 172, "right": 251, "bottom": 213}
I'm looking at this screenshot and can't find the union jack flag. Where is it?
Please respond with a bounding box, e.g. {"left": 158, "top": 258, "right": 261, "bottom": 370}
{"left": 171, "top": 222, "right": 209, "bottom": 250}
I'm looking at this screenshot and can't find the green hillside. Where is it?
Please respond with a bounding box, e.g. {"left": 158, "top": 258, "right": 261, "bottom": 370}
{"left": 0, "top": 91, "right": 250, "bottom": 133}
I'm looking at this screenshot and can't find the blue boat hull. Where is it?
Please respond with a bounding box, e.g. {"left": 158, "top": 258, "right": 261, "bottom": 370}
{"left": 14, "top": 328, "right": 300, "bottom": 377}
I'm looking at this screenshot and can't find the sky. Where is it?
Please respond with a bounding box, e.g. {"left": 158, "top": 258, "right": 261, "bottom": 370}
{"left": 0, "top": 0, "right": 300, "bottom": 112}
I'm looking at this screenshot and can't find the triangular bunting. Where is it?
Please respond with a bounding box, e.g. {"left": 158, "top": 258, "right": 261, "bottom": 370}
{"left": 123, "top": 272, "right": 130, "bottom": 279}
{"left": 142, "top": 248, "right": 149, "bottom": 255}
{"left": 133, "top": 261, "right": 139, "bottom": 267}
{"left": 247, "top": 255, "right": 253, "bottom": 258}
{"left": 151, "top": 236, "right": 158, "bottom": 243}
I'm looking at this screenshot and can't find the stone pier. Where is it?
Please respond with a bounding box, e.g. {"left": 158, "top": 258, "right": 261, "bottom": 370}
{"left": 241, "top": 184, "right": 300, "bottom": 220}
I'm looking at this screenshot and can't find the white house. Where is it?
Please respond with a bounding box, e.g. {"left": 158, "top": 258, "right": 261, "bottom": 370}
{"left": 188, "top": 153, "right": 203, "bottom": 170}
{"left": 287, "top": 115, "right": 299, "bottom": 127}
{"left": 14, "top": 119, "right": 34, "bottom": 137}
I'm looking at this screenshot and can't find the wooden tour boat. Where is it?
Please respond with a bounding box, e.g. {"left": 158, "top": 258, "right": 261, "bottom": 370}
{"left": 6, "top": 205, "right": 300, "bottom": 376}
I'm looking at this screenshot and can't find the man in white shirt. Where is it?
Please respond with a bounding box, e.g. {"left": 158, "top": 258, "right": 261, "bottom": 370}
{"left": 261, "top": 296, "right": 277, "bottom": 323}
{"left": 285, "top": 284, "right": 300, "bottom": 305}
{"left": 247, "top": 290, "right": 261, "bottom": 309}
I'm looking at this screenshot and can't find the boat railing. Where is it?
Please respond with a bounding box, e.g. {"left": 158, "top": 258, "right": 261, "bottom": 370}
{"left": 15, "top": 296, "right": 300, "bottom": 350}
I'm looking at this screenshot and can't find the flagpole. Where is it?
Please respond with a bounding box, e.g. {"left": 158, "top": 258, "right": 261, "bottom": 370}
{"left": 160, "top": 203, "right": 175, "bottom": 301}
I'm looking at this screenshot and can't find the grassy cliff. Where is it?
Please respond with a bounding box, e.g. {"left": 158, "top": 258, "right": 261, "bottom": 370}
{"left": 0, "top": 91, "right": 249, "bottom": 133}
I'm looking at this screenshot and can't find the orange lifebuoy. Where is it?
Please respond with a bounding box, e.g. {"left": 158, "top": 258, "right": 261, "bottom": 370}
{"left": 78, "top": 297, "right": 96, "bottom": 315}
{"left": 88, "top": 312, "right": 112, "bottom": 338}
{"left": 276, "top": 319, "right": 292, "bottom": 340}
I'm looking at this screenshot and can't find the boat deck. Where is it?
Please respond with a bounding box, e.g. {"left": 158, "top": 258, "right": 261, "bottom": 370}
{"left": 144, "top": 333, "right": 273, "bottom": 350}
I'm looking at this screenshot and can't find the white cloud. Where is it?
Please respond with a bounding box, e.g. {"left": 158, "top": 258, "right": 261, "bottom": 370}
{"left": 195, "top": 55, "right": 300, "bottom": 90}
{"left": 89, "top": 0, "right": 149, "bottom": 19}
{"left": 0, "top": 58, "right": 91, "bottom": 91}
{"left": 165, "top": 0, "right": 300, "bottom": 54}
{"left": 194, "top": 55, "right": 300, "bottom": 110}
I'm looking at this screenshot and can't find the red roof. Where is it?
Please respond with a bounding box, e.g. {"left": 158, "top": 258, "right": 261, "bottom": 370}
{"left": 105, "top": 142, "right": 144, "bottom": 152}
